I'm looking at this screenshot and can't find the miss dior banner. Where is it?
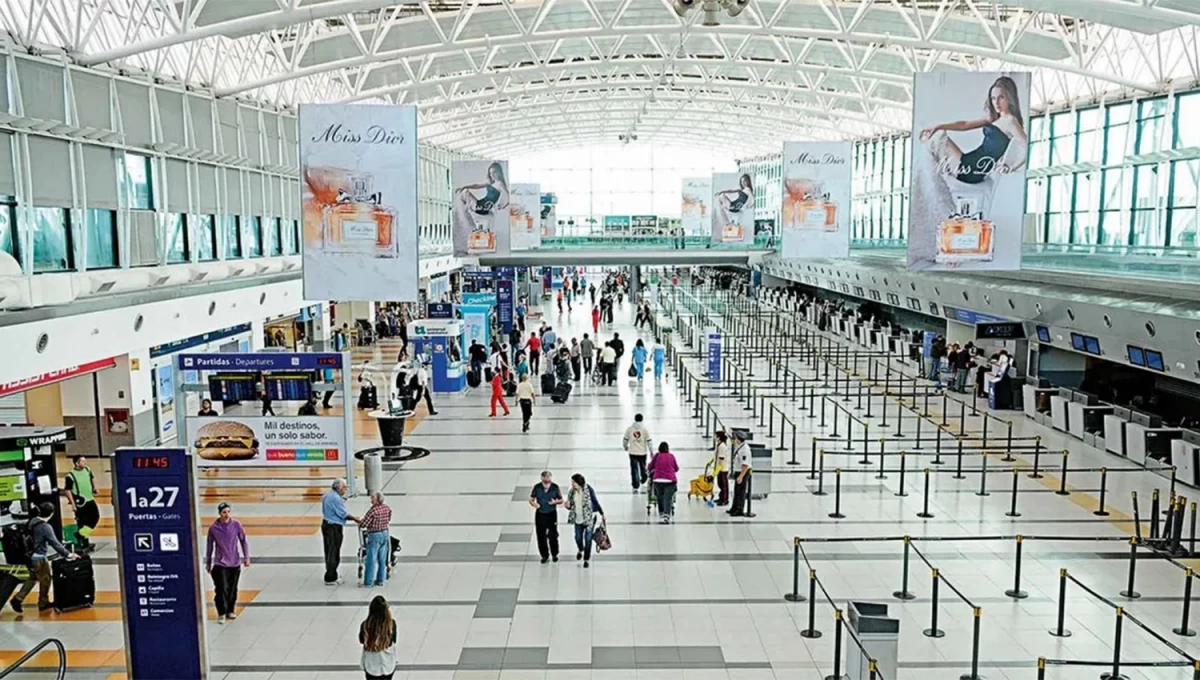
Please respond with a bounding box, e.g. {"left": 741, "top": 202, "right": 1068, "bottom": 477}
{"left": 299, "top": 104, "right": 419, "bottom": 301}
{"left": 453, "top": 160, "right": 511, "bottom": 256}
{"left": 681, "top": 177, "right": 710, "bottom": 236}
{"left": 509, "top": 183, "right": 541, "bottom": 251}
{"left": 780, "top": 141, "right": 852, "bottom": 260}
{"left": 711, "top": 172, "right": 755, "bottom": 245}
{"left": 907, "top": 71, "right": 1030, "bottom": 272}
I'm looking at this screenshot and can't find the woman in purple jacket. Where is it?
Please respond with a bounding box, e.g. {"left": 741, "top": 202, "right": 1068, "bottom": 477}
{"left": 647, "top": 442, "right": 680, "bottom": 523}
{"left": 206, "top": 502, "right": 250, "bottom": 624}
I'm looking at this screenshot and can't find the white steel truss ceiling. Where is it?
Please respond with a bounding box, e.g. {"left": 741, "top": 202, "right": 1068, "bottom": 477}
{"left": 6, "top": 0, "right": 1200, "bottom": 156}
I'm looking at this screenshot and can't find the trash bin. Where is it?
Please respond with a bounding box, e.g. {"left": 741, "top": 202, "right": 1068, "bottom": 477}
{"left": 845, "top": 601, "right": 899, "bottom": 680}
{"left": 364, "top": 452, "right": 384, "bottom": 496}
{"left": 748, "top": 441, "right": 770, "bottom": 499}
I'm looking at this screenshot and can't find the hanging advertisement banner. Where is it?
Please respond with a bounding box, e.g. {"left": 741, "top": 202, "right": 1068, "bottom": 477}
{"left": 299, "top": 104, "right": 419, "bottom": 301}
{"left": 706, "top": 328, "right": 722, "bottom": 382}
{"left": 907, "top": 71, "right": 1030, "bottom": 272}
{"left": 681, "top": 177, "right": 710, "bottom": 236}
{"left": 711, "top": 172, "right": 754, "bottom": 245}
{"left": 780, "top": 141, "right": 853, "bottom": 259}
{"left": 540, "top": 193, "right": 557, "bottom": 237}
{"left": 189, "top": 416, "right": 346, "bottom": 468}
{"left": 603, "top": 215, "right": 631, "bottom": 232}
{"left": 509, "top": 183, "right": 541, "bottom": 250}
{"left": 452, "top": 160, "right": 510, "bottom": 256}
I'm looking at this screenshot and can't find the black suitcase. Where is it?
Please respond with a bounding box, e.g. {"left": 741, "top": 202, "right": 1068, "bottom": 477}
{"left": 504, "top": 380, "right": 517, "bottom": 397}
{"left": 540, "top": 373, "right": 557, "bottom": 394}
{"left": 551, "top": 382, "right": 572, "bottom": 404}
{"left": 357, "top": 384, "right": 378, "bottom": 410}
{"left": 53, "top": 554, "right": 95, "bottom": 612}
{"left": 1, "top": 525, "right": 31, "bottom": 567}
{"left": 0, "top": 571, "right": 20, "bottom": 604}
{"left": 467, "top": 368, "right": 482, "bottom": 388}
{"left": 484, "top": 367, "right": 495, "bottom": 384}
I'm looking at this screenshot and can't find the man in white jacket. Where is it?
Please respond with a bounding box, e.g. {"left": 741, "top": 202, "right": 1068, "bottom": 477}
{"left": 623, "top": 413, "right": 653, "bottom": 491}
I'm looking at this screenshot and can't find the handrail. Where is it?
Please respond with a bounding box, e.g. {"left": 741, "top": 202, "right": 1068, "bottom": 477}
{"left": 0, "top": 638, "right": 67, "bottom": 680}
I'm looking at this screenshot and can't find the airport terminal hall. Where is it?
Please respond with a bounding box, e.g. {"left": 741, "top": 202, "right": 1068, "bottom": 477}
{"left": 7, "top": 2, "right": 1200, "bottom": 680}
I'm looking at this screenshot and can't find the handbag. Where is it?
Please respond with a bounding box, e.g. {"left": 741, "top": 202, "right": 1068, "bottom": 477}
{"left": 592, "top": 517, "right": 612, "bottom": 552}
{"left": 627, "top": 364, "right": 638, "bottom": 377}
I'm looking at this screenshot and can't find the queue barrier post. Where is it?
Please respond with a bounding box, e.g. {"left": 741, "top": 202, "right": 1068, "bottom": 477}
{"left": 876, "top": 439, "right": 888, "bottom": 480}
{"left": 1132, "top": 492, "right": 1143, "bottom": 543}
{"left": 896, "top": 452, "right": 909, "bottom": 497}
{"left": 1151, "top": 490, "right": 1161, "bottom": 540}
{"left": 823, "top": 609, "right": 844, "bottom": 680}
{"left": 1109, "top": 607, "right": 1125, "bottom": 680}
{"left": 976, "top": 452, "right": 990, "bottom": 497}
{"left": 1029, "top": 438, "right": 1044, "bottom": 479}
{"left": 952, "top": 437, "right": 965, "bottom": 479}
{"left": 1005, "top": 467, "right": 1021, "bottom": 518}
{"left": 1004, "top": 535, "right": 1028, "bottom": 599}
{"left": 784, "top": 538, "right": 805, "bottom": 602}
{"left": 828, "top": 469, "right": 845, "bottom": 519}
{"left": 814, "top": 452, "right": 828, "bottom": 496}
{"left": 918, "top": 469, "right": 935, "bottom": 519}
{"left": 923, "top": 569, "right": 945, "bottom": 638}
{"left": 960, "top": 607, "right": 983, "bottom": 680}
{"left": 800, "top": 569, "right": 822, "bottom": 638}
{"left": 1174, "top": 568, "right": 1196, "bottom": 637}
{"left": 1119, "top": 537, "right": 1141, "bottom": 600}
{"left": 1048, "top": 568, "right": 1073, "bottom": 637}
{"left": 1190, "top": 502, "right": 1197, "bottom": 556}
{"left": 1055, "top": 451, "right": 1070, "bottom": 496}
{"left": 1094, "top": 468, "right": 1111, "bottom": 517}
{"left": 894, "top": 535, "right": 916, "bottom": 600}
{"left": 1002, "top": 421, "right": 1015, "bottom": 463}
{"left": 1037, "top": 658, "right": 1046, "bottom": 680}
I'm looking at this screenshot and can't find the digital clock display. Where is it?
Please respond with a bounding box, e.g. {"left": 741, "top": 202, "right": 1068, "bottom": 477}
{"left": 132, "top": 455, "right": 171, "bottom": 470}
{"left": 316, "top": 357, "right": 339, "bottom": 366}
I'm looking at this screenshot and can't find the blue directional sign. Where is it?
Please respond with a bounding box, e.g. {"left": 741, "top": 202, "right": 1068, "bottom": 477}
{"left": 497, "top": 279, "right": 515, "bottom": 334}
{"left": 706, "top": 330, "right": 722, "bottom": 382}
{"left": 178, "top": 352, "right": 344, "bottom": 371}
{"left": 115, "top": 448, "right": 206, "bottom": 679}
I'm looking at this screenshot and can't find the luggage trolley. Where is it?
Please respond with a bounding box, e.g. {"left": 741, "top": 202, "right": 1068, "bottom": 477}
{"left": 356, "top": 528, "right": 403, "bottom": 580}
{"left": 645, "top": 482, "right": 677, "bottom": 520}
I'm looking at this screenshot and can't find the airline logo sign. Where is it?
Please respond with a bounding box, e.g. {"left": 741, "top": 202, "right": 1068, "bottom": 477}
{"left": 0, "top": 357, "right": 118, "bottom": 397}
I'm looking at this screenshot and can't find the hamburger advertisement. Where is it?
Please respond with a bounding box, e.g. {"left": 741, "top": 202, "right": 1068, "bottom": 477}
{"left": 191, "top": 417, "right": 344, "bottom": 467}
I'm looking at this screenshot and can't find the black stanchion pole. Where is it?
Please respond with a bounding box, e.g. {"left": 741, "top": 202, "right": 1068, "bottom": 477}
{"left": 1095, "top": 468, "right": 1110, "bottom": 516}
{"left": 1190, "top": 502, "right": 1196, "bottom": 556}
{"left": 1006, "top": 467, "right": 1021, "bottom": 518}
{"left": 1120, "top": 537, "right": 1141, "bottom": 599}
{"left": 894, "top": 536, "right": 916, "bottom": 600}
{"left": 744, "top": 473, "right": 756, "bottom": 518}
{"left": 1151, "top": 490, "right": 1161, "bottom": 540}
{"left": 1108, "top": 607, "right": 1125, "bottom": 680}
{"left": 1055, "top": 450, "right": 1070, "bottom": 496}
{"left": 1174, "top": 568, "right": 1196, "bottom": 637}
{"left": 1132, "top": 492, "right": 1143, "bottom": 543}
{"left": 815, "top": 452, "right": 827, "bottom": 496}
{"left": 918, "top": 469, "right": 935, "bottom": 518}
{"left": 952, "top": 438, "right": 964, "bottom": 479}
{"left": 976, "top": 452, "right": 990, "bottom": 497}
{"left": 829, "top": 469, "right": 845, "bottom": 519}
{"left": 784, "top": 538, "right": 805, "bottom": 602}
{"left": 1049, "top": 568, "right": 1073, "bottom": 637}
{"left": 1037, "top": 658, "right": 1046, "bottom": 680}
{"left": 800, "top": 569, "right": 822, "bottom": 638}
{"left": 876, "top": 439, "right": 887, "bottom": 480}
{"left": 1029, "top": 438, "right": 1043, "bottom": 479}
{"left": 923, "top": 569, "right": 945, "bottom": 638}
{"left": 896, "top": 452, "right": 909, "bottom": 497}
{"left": 1005, "top": 535, "right": 1028, "bottom": 599}
{"left": 960, "top": 607, "right": 982, "bottom": 680}
{"left": 935, "top": 425, "right": 945, "bottom": 466}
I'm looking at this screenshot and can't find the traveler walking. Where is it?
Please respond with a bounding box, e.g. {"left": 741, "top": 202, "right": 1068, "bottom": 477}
{"left": 469, "top": 340, "right": 488, "bottom": 377}
{"left": 591, "top": 306, "right": 600, "bottom": 334}
{"left": 63, "top": 455, "right": 100, "bottom": 553}
{"left": 599, "top": 342, "right": 617, "bottom": 386}
{"left": 610, "top": 333, "right": 625, "bottom": 365}
{"left": 727, "top": 432, "right": 752, "bottom": 517}
{"left": 529, "top": 471, "right": 563, "bottom": 563}
{"left": 570, "top": 338, "right": 582, "bottom": 381}
{"left": 556, "top": 289, "right": 564, "bottom": 314}
{"left": 525, "top": 332, "right": 542, "bottom": 374}
{"left": 322, "top": 479, "right": 361, "bottom": 585}
{"left": 489, "top": 370, "right": 511, "bottom": 417}
{"left": 543, "top": 326, "right": 558, "bottom": 356}
{"left": 517, "top": 374, "right": 537, "bottom": 432}
{"left": 647, "top": 442, "right": 679, "bottom": 523}
{"left": 580, "top": 334, "right": 595, "bottom": 377}
{"left": 713, "top": 431, "right": 730, "bottom": 506}
{"left": 631, "top": 339, "right": 647, "bottom": 381}
{"left": 623, "top": 413, "right": 653, "bottom": 490}
{"left": 413, "top": 361, "right": 438, "bottom": 415}
{"left": 589, "top": 283, "right": 596, "bottom": 306}
{"left": 564, "top": 474, "right": 604, "bottom": 569}
{"left": 8, "top": 503, "right": 77, "bottom": 613}
{"left": 360, "top": 492, "right": 393, "bottom": 587}
{"left": 205, "top": 502, "right": 250, "bottom": 623}
{"left": 652, "top": 338, "right": 666, "bottom": 381}
{"left": 359, "top": 595, "right": 398, "bottom": 680}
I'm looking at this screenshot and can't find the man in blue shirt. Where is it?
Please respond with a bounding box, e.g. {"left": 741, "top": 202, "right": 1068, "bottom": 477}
{"left": 321, "top": 479, "right": 360, "bottom": 585}
{"left": 542, "top": 327, "right": 558, "bottom": 356}
{"left": 528, "top": 471, "right": 563, "bottom": 564}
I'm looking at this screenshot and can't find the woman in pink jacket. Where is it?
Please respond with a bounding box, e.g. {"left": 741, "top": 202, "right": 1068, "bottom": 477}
{"left": 647, "top": 442, "right": 680, "bottom": 523}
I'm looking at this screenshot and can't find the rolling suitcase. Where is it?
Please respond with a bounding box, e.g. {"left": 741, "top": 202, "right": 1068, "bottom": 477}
{"left": 467, "top": 368, "right": 482, "bottom": 388}
{"left": 484, "top": 367, "right": 495, "bottom": 384}
{"left": 53, "top": 553, "right": 95, "bottom": 612}
{"left": 540, "top": 373, "right": 557, "bottom": 394}
{"left": 551, "top": 382, "right": 572, "bottom": 404}
{"left": 357, "top": 384, "right": 378, "bottom": 410}
{"left": 1, "top": 524, "right": 31, "bottom": 567}
{"left": 0, "top": 570, "right": 20, "bottom": 605}
{"left": 504, "top": 380, "right": 517, "bottom": 397}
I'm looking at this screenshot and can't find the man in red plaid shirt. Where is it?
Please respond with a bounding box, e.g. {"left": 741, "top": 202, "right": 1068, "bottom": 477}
{"left": 360, "top": 492, "right": 393, "bottom": 587}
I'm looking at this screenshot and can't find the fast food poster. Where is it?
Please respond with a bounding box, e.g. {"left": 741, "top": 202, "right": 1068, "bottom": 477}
{"left": 190, "top": 416, "right": 346, "bottom": 468}
{"left": 509, "top": 183, "right": 541, "bottom": 251}
{"left": 780, "top": 141, "right": 852, "bottom": 260}
{"left": 452, "top": 160, "right": 510, "bottom": 256}
{"left": 681, "top": 177, "right": 710, "bottom": 236}
{"left": 907, "top": 71, "right": 1030, "bottom": 272}
{"left": 299, "top": 103, "right": 419, "bottom": 300}
{"left": 710, "top": 173, "right": 754, "bottom": 244}
{"left": 540, "top": 193, "right": 557, "bottom": 237}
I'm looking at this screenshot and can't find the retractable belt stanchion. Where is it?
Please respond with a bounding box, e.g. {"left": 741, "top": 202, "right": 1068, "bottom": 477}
{"left": 918, "top": 469, "right": 935, "bottom": 518}
{"left": 1176, "top": 568, "right": 1196, "bottom": 637}
{"left": 824, "top": 610, "right": 844, "bottom": 680}
{"left": 1050, "top": 568, "right": 1073, "bottom": 637}
{"left": 1095, "top": 468, "right": 1111, "bottom": 516}
{"left": 896, "top": 452, "right": 909, "bottom": 497}
{"left": 829, "top": 469, "right": 845, "bottom": 519}
{"left": 801, "top": 569, "right": 822, "bottom": 638}
{"left": 1005, "top": 535, "right": 1028, "bottom": 599}
{"left": 1029, "top": 437, "right": 1044, "bottom": 479}
{"left": 894, "top": 536, "right": 916, "bottom": 600}
{"left": 1006, "top": 467, "right": 1022, "bottom": 518}
{"left": 924, "top": 569, "right": 944, "bottom": 638}
{"left": 976, "top": 452, "right": 990, "bottom": 497}
{"left": 1056, "top": 450, "right": 1071, "bottom": 496}
{"left": 785, "top": 538, "right": 805, "bottom": 602}
{"left": 1120, "top": 537, "right": 1141, "bottom": 599}
{"left": 1133, "top": 492, "right": 1144, "bottom": 542}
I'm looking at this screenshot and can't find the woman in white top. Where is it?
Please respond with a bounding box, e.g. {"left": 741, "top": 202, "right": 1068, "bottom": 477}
{"left": 516, "top": 374, "right": 537, "bottom": 433}
{"left": 359, "top": 595, "right": 397, "bottom": 680}
{"left": 713, "top": 430, "right": 730, "bottom": 506}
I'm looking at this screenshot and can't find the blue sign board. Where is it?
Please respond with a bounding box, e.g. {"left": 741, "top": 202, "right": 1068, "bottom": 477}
{"left": 462, "top": 292, "right": 496, "bottom": 306}
{"left": 115, "top": 448, "right": 205, "bottom": 679}
{"left": 497, "top": 279, "right": 515, "bottom": 334}
{"left": 150, "top": 323, "right": 252, "bottom": 359}
{"left": 177, "top": 352, "right": 344, "bottom": 371}
{"left": 495, "top": 266, "right": 517, "bottom": 280}
{"left": 428, "top": 303, "right": 454, "bottom": 319}
{"left": 706, "top": 330, "right": 722, "bottom": 381}
{"left": 942, "top": 305, "right": 1008, "bottom": 326}
{"left": 463, "top": 270, "right": 496, "bottom": 280}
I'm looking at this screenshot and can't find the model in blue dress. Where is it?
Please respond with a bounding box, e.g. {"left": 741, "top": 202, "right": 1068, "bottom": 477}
{"left": 454, "top": 162, "right": 509, "bottom": 239}
{"left": 631, "top": 340, "right": 648, "bottom": 380}
{"left": 715, "top": 174, "right": 754, "bottom": 234}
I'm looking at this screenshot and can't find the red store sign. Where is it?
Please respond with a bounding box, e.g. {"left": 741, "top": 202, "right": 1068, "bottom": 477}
{"left": 0, "top": 357, "right": 118, "bottom": 398}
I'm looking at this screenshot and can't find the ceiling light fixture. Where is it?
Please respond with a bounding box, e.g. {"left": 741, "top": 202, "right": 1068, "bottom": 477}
{"left": 672, "top": 0, "right": 750, "bottom": 26}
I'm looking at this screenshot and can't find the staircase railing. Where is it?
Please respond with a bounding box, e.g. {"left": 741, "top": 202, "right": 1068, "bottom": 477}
{"left": 0, "top": 638, "right": 67, "bottom": 680}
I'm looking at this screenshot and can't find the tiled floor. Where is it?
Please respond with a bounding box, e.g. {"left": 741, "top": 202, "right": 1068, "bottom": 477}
{"left": 2, "top": 280, "right": 1199, "bottom": 680}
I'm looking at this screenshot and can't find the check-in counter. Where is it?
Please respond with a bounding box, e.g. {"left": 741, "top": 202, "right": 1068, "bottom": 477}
{"left": 1023, "top": 384, "right": 1057, "bottom": 425}
{"left": 1068, "top": 401, "right": 1113, "bottom": 446}
{"left": 1172, "top": 432, "right": 1200, "bottom": 487}
{"left": 1126, "top": 421, "right": 1182, "bottom": 467}
{"left": 1049, "top": 393, "right": 1070, "bottom": 432}
{"left": 1104, "top": 407, "right": 1133, "bottom": 457}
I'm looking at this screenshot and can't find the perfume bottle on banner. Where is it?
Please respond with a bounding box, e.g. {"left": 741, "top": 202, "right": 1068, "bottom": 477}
{"left": 935, "top": 197, "right": 994, "bottom": 263}
{"left": 722, "top": 224, "right": 744, "bottom": 242}
{"left": 322, "top": 174, "right": 398, "bottom": 257}
{"left": 784, "top": 180, "right": 838, "bottom": 231}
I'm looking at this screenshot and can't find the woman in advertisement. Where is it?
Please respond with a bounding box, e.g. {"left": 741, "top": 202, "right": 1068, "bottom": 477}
{"left": 910, "top": 75, "right": 1028, "bottom": 267}
{"left": 714, "top": 174, "right": 754, "bottom": 242}
{"left": 455, "top": 162, "right": 509, "bottom": 252}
